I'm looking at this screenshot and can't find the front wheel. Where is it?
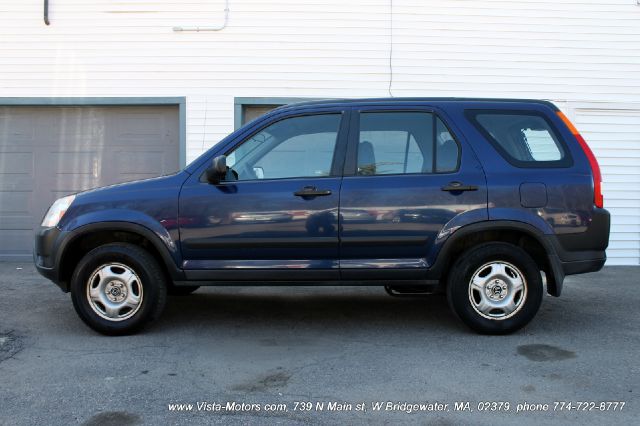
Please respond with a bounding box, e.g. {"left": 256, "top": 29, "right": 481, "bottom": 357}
{"left": 446, "top": 242, "right": 543, "bottom": 334}
{"left": 70, "top": 243, "right": 167, "bottom": 335}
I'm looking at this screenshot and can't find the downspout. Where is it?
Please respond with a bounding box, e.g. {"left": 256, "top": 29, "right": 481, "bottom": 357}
{"left": 388, "top": 0, "right": 394, "bottom": 96}
{"left": 173, "top": 0, "right": 229, "bottom": 32}
{"left": 44, "top": 0, "right": 50, "bottom": 25}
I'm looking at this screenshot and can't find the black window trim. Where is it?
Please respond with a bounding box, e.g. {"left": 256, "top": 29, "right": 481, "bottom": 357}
{"left": 465, "top": 109, "right": 574, "bottom": 169}
{"left": 343, "top": 108, "right": 462, "bottom": 178}
{"left": 199, "top": 110, "right": 350, "bottom": 183}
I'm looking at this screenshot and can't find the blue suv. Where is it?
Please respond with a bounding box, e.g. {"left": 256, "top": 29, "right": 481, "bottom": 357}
{"left": 34, "top": 98, "right": 610, "bottom": 335}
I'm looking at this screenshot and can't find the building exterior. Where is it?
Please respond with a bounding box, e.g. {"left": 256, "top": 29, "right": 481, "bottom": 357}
{"left": 0, "top": 0, "right": 638, "bottom": 264}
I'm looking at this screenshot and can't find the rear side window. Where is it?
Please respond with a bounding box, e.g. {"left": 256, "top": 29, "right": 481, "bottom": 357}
{"left": 357, "top": 112, "right": 460, "bottom": 176}
{"left": 468, "top": 111, "right": 571, "bottom": 167}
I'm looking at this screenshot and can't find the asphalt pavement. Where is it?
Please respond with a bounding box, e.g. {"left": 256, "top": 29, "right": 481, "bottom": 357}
{"left": 0, "top": 262, "right": 637, "bottom": 425}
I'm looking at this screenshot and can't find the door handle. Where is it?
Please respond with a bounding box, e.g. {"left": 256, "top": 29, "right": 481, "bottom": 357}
{"left": 441, "top": 181, "right": 479, "bottom": 192}
{"left": 294, "top": 186, "right": 332, "bottom": 197}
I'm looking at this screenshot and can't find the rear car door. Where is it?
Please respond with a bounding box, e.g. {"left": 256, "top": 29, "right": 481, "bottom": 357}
{"left": 178, "top": 110, "right": 349, "bottom": 281}
{"left": 339, "top": 105, "right": 488, "bottom": 279}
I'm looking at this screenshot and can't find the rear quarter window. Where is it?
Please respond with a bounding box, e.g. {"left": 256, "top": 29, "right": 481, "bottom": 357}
{"left": 467, "top": 110, "right": 572, "bottom": 168}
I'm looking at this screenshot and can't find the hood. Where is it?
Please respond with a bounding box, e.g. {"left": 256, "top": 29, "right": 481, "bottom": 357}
{"left": 75, "top": 171, "right": 190, "bottom": 201}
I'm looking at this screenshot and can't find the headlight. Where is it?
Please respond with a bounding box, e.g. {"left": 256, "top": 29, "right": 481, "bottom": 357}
{"left": 41, "top": 195, "right": 76, "bottom": 227}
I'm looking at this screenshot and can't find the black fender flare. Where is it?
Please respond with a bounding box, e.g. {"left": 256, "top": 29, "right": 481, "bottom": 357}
{"left": 57, "top": 221, "right": 186, "bottom": 283}
{"left": 427, "top": 220, "right": 564, "bottom": 296}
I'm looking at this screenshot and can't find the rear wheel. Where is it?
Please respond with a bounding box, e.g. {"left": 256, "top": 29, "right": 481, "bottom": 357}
{"left": 446, "top": 242, "right": 543, "bottom": 334}
{"left": 70, "top": 243, "right": 167, "bottom": 335}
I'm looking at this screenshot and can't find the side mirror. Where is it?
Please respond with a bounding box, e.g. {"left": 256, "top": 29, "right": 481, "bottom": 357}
{"left": 205, "top": 155, "right": 227, "bottom": 184}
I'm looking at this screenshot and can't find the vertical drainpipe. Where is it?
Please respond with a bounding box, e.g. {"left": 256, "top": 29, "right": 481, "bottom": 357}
{"left": 44, "top": 0, "right": 50, "bottom": 25}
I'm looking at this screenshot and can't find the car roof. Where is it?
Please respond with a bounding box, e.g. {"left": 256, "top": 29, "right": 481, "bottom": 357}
{"left": 185, "top": 97, "right": 559, "bottom": 175}
{"left": 273, "top": 97, "right": 558, "bottom": 112}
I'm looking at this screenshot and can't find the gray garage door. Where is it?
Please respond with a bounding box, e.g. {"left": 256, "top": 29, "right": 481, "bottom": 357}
{"left": 0, "top": 105, "right": 180, "bottom": 259}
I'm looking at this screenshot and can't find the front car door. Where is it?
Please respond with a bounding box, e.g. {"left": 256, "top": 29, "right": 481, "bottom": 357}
{"left": 179, "top": 109, "right": 349, "bottom": 281}
{"left": 339, "top": 105, "right": 488, "bottom": 280}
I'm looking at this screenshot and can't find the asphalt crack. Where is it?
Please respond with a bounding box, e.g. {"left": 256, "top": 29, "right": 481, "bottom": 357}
{"left": 0, "top": 330, "right": 24, "bottom": 363}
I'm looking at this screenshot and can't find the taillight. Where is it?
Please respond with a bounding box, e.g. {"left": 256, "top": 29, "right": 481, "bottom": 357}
{"left": 556, "top": 111, "right": 603, "bottom": 208}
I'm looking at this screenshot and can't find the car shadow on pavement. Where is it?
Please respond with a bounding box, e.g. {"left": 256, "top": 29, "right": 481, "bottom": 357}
{"left": 156, "top": 288, "right": 463, "bottom": 334}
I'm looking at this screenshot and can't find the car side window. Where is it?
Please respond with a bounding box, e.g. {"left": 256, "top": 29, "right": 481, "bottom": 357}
{"left": 357, "top": 112, "right": 459, "bottom": 176}
{"left": 468, "top": 111, "right": 570, "bottom": 167}
{"left": 226, "top": 114, "right": 342, "bottom": 181}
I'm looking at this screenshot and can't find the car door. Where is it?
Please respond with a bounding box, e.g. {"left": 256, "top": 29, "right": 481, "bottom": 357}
{"left": 339, "top": 106, "right": 488, "bottom": 280}
{"left": 179, "top": 110, "right": 349, "bottom": 281}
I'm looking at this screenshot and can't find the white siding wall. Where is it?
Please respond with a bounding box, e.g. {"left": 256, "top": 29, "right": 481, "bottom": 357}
{"left": 1, "top": 0, "right": 639, "bottom": 264}
{"left": 572, "top": 105, "right": 640, "bottom": 265}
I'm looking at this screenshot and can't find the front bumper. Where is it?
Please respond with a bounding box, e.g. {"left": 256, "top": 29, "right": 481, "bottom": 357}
{"left": 34, "top": 226, "right": 69, "bottom": 292}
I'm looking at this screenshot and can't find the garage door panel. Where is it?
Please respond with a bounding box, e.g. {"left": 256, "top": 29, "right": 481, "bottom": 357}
{"left": 49, "top": 175, "right": 100, "bottom": 194}
{"left": 111, "top": 151, "right": 167, "bottom": 176}
{"left": 0, "top": 111, "right": 36, "bottom": 144}
{"left": 0, "top": 191, "right": 31, "bottom": 214}
{"left": 45, "top": 134, "right": 102, "bottom": 148}
{"left": 50, "top": 152, "right": 99, "bottom": 176}
{"left": 0, "top": 149, "right": 34, "bottom": 231}
{"left": 0, "top": 215, "right": 33, "bottom": 230}
{"left": 0, "top": 152, "right": 34, "bottom": 174}
{"left": 0, "top": 230, "right": 32, "bottom": 256}
{"left": 48, "top": 130, "right": 99, "bottom": 145}
{"left": 112, "top": 132, "right": 166, "bottom": 147}
{"left": 0, "top": 105, "right": 180, "bottom": 259}
{"left": 0, "top": 152, "right": 34, "bottom": 193}
{"left": 108, "top": 112, "right": 173, "bottom": 147}
{"left": 0, "top": 176, "right": 33, "bottom": 192}
{"left": 44, "top": 150, "right": 101, "bottom": 208}
{"left": 49, "top": 109, "right": 105, "bottom": 143}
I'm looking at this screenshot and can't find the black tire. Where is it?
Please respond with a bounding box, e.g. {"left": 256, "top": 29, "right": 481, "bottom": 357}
{"left": 446, "top": 242, "right": 543, "bottom": 335}
{"left": 70, "top": 243, "right": 167, "bottom": 336}
{"left": 167, "top": 283, "right": 200, "bottom": 296}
